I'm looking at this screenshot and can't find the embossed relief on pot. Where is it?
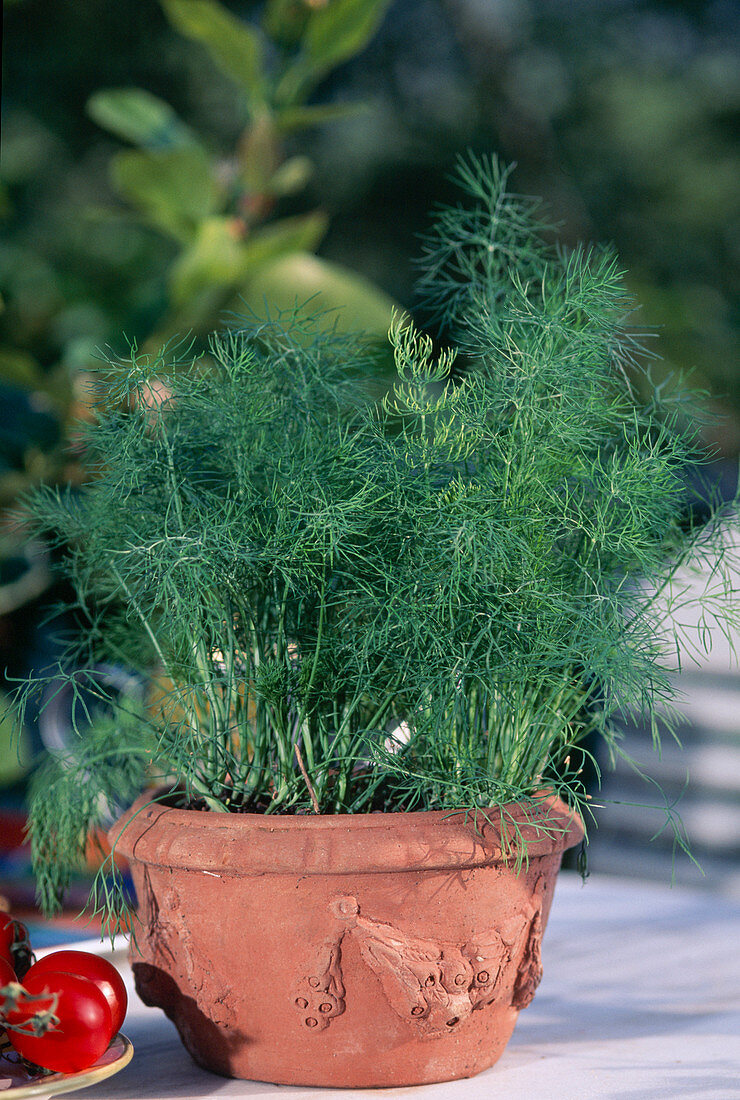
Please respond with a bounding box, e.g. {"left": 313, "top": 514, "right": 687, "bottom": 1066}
{"left": 137, "top": 869, "right": 177, "bottom": 969}
{"left": 512, "top": 908, "right": 543, "bottom": 1009}
{"left": 134, "top": 869, "right": 237, "bottom": 1029}
{"left": 293, "top": 942, "right": 346, "bottom": 1031}
{"left": 511, "top": 873, "right": 547, "bottom": 1009}
{"left": 463, "top": 926, "right": 521, "bottom": 1010}
{"left": 352, "top": 919, "right": 476, "bottom": 1036}
{"left": 293, "top": 894, "right": 547, "bottom": 1037}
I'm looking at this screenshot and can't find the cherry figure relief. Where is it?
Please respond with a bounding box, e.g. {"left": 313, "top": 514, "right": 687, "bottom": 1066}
{"left": 293, "top": 879, "right": 546, "bottom": 1037}
{"left": 292, "top": 943, "right": 346, "bottom": 1032}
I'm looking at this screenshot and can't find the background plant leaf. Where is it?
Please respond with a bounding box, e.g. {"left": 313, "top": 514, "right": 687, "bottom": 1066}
{"left": 303, "top": 0, "right": 394, "bottom": 73}
{"left": 87, "top": 88, "right": 198, "bottom": 150}
{"left": 237, "top": 251, "right": 399, "bottom": 341}
{"left": 276, "top": 101, "right": 368, "bottom": 133}
{"left": 262, "top": 0, "right": 311, "bottom": 49}
{"left": 0, "top": 690, "right": 32, "bottom": 787}
{"left": 168, "top": 211, "right": 329, "bottom": 304}
{"left": 0, "top": 349, "right": 45, "bottom": 391}
{"left": 161, "top": 0, "right": 266, "bottom": 107}
{"left": 110, "top": 147, "right": 218, "bottom": 243}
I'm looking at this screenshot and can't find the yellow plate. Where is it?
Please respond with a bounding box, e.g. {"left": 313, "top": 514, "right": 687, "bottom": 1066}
{"left": 0, "top": 1033, "right": 133, "bottom": 1098}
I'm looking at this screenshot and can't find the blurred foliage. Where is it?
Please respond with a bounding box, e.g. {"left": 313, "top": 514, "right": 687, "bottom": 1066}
{"left": 0, "top": 0, "right": 737, "bottom": 533}
{"left": 0, "top": 0, "right": 397, "bottom": 542}
{"left": 84, "top": 0, "right": 398, "bottom": 351}
{"left": 0, "top": 0, "right": 736, "bottom": 801}
{"left": 0, "top": 689, "right": 32, "bottom": 788}
{"left": 0, "top": 3, "right": 401, "bottom": 775}
{"left": 296, "top": 0, "right": 739, "bottom": 449}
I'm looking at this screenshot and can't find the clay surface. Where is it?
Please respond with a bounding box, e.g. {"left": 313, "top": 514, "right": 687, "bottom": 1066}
{"left": 113, "top": 795, "right": 583, "bottom": 1087}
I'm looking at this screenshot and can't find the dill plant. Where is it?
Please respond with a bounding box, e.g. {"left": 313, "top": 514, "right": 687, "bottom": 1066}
{"left": 16, "top": 154, "right": 737, "bottom": 924}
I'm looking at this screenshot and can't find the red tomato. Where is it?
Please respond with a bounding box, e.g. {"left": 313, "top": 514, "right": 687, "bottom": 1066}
{"left": 0, "top": 954, "right": 17, "bottom": 1026}
{"left": 7, "top": 971, "right": 113, "bottom": 1073}
{"left": 0, "top": 912, "right": 17, "bottom": 968}
{"left": 0, "top": 956, "right": 14, "bottom": 1042}
{"left": 26, "top": 951, "right": 128, "bottom": 1035}
{"left": 0, "top": 912, "right": 32, "bottom": 976}
{"left": 0, "top": 956, "right": 16, "bottom": 986}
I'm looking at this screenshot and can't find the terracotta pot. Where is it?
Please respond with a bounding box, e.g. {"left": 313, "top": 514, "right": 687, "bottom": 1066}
{"left": 113, "top": 793, "right": 583, "bottom": 1087}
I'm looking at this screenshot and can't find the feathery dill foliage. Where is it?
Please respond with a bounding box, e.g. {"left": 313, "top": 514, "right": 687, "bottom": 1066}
{"left": 17, "top": 154, "right": 737, "bottom": 921}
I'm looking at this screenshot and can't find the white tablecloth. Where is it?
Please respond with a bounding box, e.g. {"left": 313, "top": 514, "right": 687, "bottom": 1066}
{"left": 62, "top": 873, "right": 740, "bottom": 1100}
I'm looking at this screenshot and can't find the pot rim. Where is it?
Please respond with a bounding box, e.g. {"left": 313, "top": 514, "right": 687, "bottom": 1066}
{"left": 112, "top": 790, "right": 584, "bottom": 875}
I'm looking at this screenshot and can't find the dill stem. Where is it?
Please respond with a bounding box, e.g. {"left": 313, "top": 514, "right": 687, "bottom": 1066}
{"left": 293, "top": 571, "right": 327, "bottom": 771}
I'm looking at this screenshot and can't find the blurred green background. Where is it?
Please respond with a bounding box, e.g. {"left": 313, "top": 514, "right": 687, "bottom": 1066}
{"left": 1, "top": 0, "right": 738, "bottom": 800}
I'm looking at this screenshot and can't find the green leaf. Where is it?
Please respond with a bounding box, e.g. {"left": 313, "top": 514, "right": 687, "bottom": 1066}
{"left": 0, "top": 690, "right": 32, "bottom": 787}
{"left": 239, "top": 211, "right": 329, "bottom": 268}
{"left": 0, "top": 349, "right": 45, "bottom": 390}
{"left": 161, "top": 0, "right": 265, "bottom": 105}
{"left": 276, "top": 100, "right": 368, "bottom": 133}
{"left": 262, "top": 0, "right": 310, "bottom": 48}
{"left": 111, "top": 146, "right": 218, "bottom": 243}
{"left": 238, "top": 251, "right": 399, "bottom": 340}
{"left": 237, "top": 112, "right": 279, "bottom": 195}
{"left": 303, "top": 0, "right": 392, "bottom": 72}
{"left": 269, "top": 156, "right": 313, "bottom": 197}
{"left": 169, "top": 212, "right": 329, "bottom": 305}
{"left": 169, "top": 217, "right": 246, "bottom": 304}
{"left": 87, "top": 88, "right": 198, "bottom": 150}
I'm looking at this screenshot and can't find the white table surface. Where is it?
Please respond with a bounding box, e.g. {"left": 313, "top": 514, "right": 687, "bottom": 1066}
{"left": 59, "top": 873, "right": 740, "bottom": 1100}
